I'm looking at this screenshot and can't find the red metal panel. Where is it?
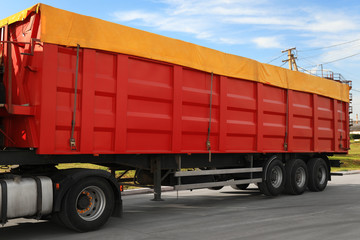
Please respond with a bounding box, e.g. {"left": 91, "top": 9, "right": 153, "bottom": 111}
{"left": 225, "top": 77, "right": 256, "bottom": 152}
{"left": 172, "top": 65, "right": 183, "bottom": 152}
{"left": 181, "top": 69, "right": 219, "bottom": 152}
{"left": 93, "top": 51, "right": 116, "bottom": 152}
{"left": 287, "top": 90, "right": 293, "bottom": 152}
{"left": 115, "top": 54, "right": 129, "bottom": 153}
{"left": 291, "top": 91, "right": 313, "bottom": 152}
{"left": 126, "top": 57, "right": 173, "bottom": 152}
{"left": 313, "top": 94, "right": 319, "bottom": 152}
{"left": 38, "top": 44, "right": 57, "bottom": 154}
{"left": 55, "top": 46, "right": 83, "bottom": 153}
{"left": 345, "top": 102, "right": 350, "bottom": 150}
{"left": 80, "top": 49, "right": 96, "bottom": 153}
{"left": 262, "top": 85, "right": 286, "bottom": 151}
{"left": 219, "top": 76, "right": 227, "bottom": 152}
{"left": 256, "top": 83, "right": 264, "bottom": 152}
{"left": 333, "top": 99, "right": 339, "bottom": 152}
{"left": 2, "top": 17, "right": 349, "bottom": 155}
{"left": 337, "top": 101, "right": 348, "bottom": 150}
{"left": 317, "top": 96, "right": 334, "bottom": 151}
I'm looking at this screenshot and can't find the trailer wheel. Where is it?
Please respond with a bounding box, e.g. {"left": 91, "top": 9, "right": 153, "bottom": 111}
{"left": 285, "top": 159, "right": 308, "bottom": 195}
{"left": 58, "top": 177, "right": 115, "bottom": 232}
{"left": 307, "top": 158, "right": 328, "bottom": 192}
{"left": 231, "top": 184, "right": 249, "bottom": 190}
{"left": 258, "top": 159, "right": 285, "bottom": 196}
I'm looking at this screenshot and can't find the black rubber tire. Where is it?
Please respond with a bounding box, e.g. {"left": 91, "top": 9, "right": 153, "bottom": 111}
{"left": 58, "top": 177, "right": 115, "bottom": 232}
{"left": 231, "top": 184, "right": 250, "bottom": 190}
{"left": 258, "top": 159, "right": 285, "bottom": 196}
{"left": 51, "top": 212, "right": 65, "bottom": 227}
{"left": 285, "top": 159, "right": 308, "bottom": 195}
{"left": 307, "top": 158, "right": 329, "bottom": 192}
{"left": 208, "top": 186, "right": 223, "bottom": 190}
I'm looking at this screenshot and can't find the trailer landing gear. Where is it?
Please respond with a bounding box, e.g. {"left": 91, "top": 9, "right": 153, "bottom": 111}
{"left": 152, "top": 157, "right": 163, "bottom": 201}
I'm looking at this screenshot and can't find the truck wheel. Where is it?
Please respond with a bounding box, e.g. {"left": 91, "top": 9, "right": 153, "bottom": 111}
{"left": 231, "top": 184, "right": 249, "bottom": 190}
{"left": 208, "top": 186, "right": 223, "bottom": 190}
{"left": 285, "top": 159, "right": 308, "bottom": 195}
{"left": 258, "top": 159, "right": 285, "bottom": 196}
{"left": 307, "top": 158, "right": 328, "bottom": 192}
{"left": 58, "top": 177, "right": 115, "bottom": 232}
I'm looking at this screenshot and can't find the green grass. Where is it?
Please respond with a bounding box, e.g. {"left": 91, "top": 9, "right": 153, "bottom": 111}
{"left": 57, "top": 163, "right": 137, "bottom": 189}
{"left": 330, "top": 141, "right": 360, "bottom": 171}
{"left": 56, "top": 163, "right": 109, "bottom": 171}
{"left": 57, "top": 164, "right": 135, "bottom": 178}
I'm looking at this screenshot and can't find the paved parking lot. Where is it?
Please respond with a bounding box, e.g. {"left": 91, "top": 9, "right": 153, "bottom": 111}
{"left": 1, "top": 174, "right": 360, "bottom": 240}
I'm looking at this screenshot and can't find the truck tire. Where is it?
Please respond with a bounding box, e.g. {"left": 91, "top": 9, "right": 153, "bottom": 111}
{"left": 285, "top": 159, "right": 308, "bottom": 195}
{"left": 258, "top": 159, "right": 285, "bottom": 196}
{"left": 58, "top": 177, "right": 115, "bottom": 232}
{"left": 231, "top": 184, "right": 249, "bottom": 190}
{"left": 307, "top": 158, "right": 328, "bottom": 192}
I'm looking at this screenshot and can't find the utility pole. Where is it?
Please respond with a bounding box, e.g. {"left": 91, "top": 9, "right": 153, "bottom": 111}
{"left": 320, "top": 64, "right": 323, "bottom": 78}
{"left": 282, "top": 47, "right": 298, "bottom": 71}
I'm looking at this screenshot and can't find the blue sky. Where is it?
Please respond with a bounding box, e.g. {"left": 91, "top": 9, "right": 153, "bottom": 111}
{"left": 2, "top": 0, "right": 360, "bottom": 118}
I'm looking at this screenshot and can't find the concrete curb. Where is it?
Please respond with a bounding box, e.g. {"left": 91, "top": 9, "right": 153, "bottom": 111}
{"left": 122, "top": 186, "right": 174, "bottom": 196}
{"left": 331, "top": 170, "right": 360, "bottom": 176}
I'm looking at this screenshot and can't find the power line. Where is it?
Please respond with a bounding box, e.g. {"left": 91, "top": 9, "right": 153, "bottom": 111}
{"left": 297, "top": 52, "right": 359, "bottom": 81}
{"left": 323, "top": 52, "right": 360, "bottom": 64}
{"left": 298, "top": 42, "right": 360, "bottom": 61}
{"left": 280, "top": 61, "right": 287, "bottom": 67}
{"left": 267, "top": 52, "right": 287, "bottom": 64}
{"left": 304, "top": 51, "right": 360, "bottom": 68}
{"left": 297, "top": 53, "right": 320, "bottom": 61}
{"left": 297, "top": 57, "right": 318, "bottom": 67}
{"left": 297, "top": 65, "right": 314, "bottom": 75}
{"left": 298, "top": 38, "right": 360, "bottom": 52}
{"left": 297, "top": 53, "right": 360, "bottom": 84}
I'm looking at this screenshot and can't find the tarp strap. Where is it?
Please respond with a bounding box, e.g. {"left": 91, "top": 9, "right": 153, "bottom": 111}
{"left": 70, "top": 44, "right": 80, "bottom": 150}
{"left": 284, "top": 89, "right": 289, "bottom": 151}
{"left": 206, "top": 72, "right": 213, "bottom": 162}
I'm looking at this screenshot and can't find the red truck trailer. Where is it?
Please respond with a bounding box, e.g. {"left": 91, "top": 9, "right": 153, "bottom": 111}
{"left": 0, "top": 4, "right": 351, "bottom": 232}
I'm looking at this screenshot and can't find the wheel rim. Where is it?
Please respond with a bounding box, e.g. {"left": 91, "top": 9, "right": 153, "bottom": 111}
{"left": 318, "top": 165, "right": 326, "bottom": 185}
{"left": 76, "top": 186, "right": 106, "bottom": 222}
{"left": 270, "top": 166, "right": 283, "bottom": 188}
{"left": 295, "top": 167, "right": 306, "bottom": 188}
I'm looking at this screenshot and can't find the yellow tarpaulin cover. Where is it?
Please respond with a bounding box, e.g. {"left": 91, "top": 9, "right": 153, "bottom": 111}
{"left": 0, "top": 3, "right": 350, "bottom": 102}
{"left": 0, "top": 4, "right": 39, "bottom": 27}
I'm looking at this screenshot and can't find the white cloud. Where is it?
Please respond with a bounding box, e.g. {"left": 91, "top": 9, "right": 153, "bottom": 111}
{"left": 111, "top": 0, "right": 360, "bottom": 50}
{"left": 112, "top": 10, "right": 213, "bottom": 40}
{"left": 225, "top": 12, "right": 358, "bottom": 34}
{"left": 112, "top": 11, "right": 158, "bottom": 22}
{"left": 253, "top": 36, "right": 282, "bottom": 48}
{"left": 219, "top": 37, "right": 245, "bottom": 45}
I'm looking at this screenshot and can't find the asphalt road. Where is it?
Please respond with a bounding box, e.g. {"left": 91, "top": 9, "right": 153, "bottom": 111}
{"left": 1, "top": 174, "right": 360, "bottom": 240}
